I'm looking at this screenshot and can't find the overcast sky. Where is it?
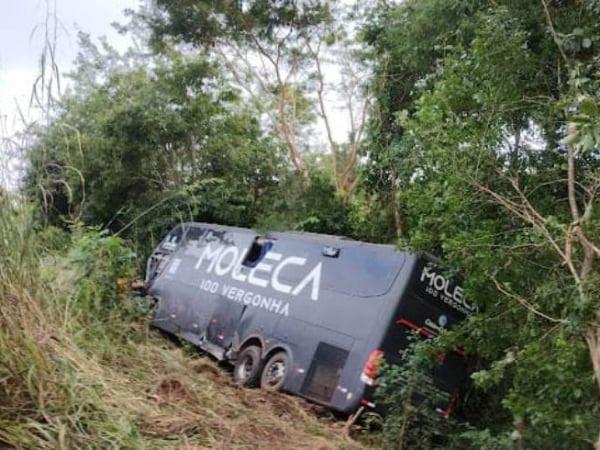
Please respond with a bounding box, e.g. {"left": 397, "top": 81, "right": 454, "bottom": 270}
{"left": 0, "top": 0, "right": 140, "bottom": 128}
{"left": 0, "top": 0, "right": 140, "bottom": 189}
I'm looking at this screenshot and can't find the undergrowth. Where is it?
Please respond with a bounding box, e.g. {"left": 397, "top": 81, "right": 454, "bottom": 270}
{"left": 0, "top": 195, "right": 363, "bottom": 449}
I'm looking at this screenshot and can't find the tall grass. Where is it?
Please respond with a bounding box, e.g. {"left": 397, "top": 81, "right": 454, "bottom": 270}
{"left": 0, "top": 195, "right": 143, "bottom": 448}
{"left": 0, "top": 195, "right": 364, "bottom": 449}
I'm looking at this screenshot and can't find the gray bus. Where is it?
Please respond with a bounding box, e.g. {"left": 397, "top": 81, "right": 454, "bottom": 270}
{"left": 145, "top": 222, "right": 474, "bottom": 416}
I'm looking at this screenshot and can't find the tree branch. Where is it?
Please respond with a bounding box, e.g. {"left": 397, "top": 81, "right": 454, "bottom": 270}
{"left": 491, "top": 276, "right": 566, "bottom": 324}
{"left": 540, "top": 0, "right": 570, "bottom": 67}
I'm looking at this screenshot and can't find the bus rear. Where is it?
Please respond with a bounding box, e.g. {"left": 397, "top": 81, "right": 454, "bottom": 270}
{"left": 362, "top": 256, "right": 474, "bottom": 415}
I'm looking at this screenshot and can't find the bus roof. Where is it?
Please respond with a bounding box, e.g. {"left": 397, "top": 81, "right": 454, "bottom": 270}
{"left": 177, "top": 222, "right": 403, "bottom": 255}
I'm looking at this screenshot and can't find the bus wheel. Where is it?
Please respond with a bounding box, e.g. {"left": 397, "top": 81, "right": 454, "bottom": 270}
{"left": 260, "top": 351, "right": 288, "bottom": 392}
{"left": 233, "top": 345, "right": 262, "bottom": 387}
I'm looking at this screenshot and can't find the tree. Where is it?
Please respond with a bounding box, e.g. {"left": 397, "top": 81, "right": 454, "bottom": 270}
{"left": 364, "top": 0, "right": 600, "bottom": 448}
{"left": 26, "top": 37, "right": 283, "bottom": 254}
{"left": 147, "top": 0, "right": 371, "bottom": 198}
{"left": 361, "top": 0, "right": 487, "bottom": 237}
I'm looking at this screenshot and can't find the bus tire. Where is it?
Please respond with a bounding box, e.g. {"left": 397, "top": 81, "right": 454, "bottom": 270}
{"left": 233, "top": 345, "right": 262, "bottom": 387}
{"left": 260, "top": 351, "right": 289, "bottom": 392}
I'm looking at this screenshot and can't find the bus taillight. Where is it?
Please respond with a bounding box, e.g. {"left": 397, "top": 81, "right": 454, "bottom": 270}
{"left": 361, "top": 349, "right": 384, "bottom": 386}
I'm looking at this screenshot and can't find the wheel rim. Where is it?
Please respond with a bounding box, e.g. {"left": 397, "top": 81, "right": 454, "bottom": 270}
{"left": 239, "top": 355, "right": 254, "bottom": 381}
{"left": 264, "top": 359, "right": 286, "bottom": 387}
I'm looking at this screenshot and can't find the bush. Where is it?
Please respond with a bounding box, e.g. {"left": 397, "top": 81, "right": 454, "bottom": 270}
{"left": 376, "top": 339, "right": 459, "bottom": 449}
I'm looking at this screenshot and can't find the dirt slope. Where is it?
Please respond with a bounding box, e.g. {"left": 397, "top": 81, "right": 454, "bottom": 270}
{"left": 128, "top": 332, "right": 369, "bottom": 449}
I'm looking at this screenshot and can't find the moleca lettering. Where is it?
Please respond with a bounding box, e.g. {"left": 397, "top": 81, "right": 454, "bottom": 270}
{"left": 420, "top": 265, "right": 473, "bottom": 312}
{"left": 194, "top": 243, "right": 322, "bottom": 301}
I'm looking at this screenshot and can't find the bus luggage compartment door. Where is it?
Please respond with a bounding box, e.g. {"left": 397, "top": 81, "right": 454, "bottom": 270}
{"left": 301, "top": 342, "right": 350, "bottom": 403}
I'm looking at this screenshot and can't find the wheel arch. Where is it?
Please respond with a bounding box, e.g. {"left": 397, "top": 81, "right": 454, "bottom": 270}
{"left": 238, "top": 336, "right": 294, "bottom": 365}
{"left": 263, "top": 343, "right": 293, "bottom": 365}
{"left": 238, "top": 335, "right": 265, "bottom": 353}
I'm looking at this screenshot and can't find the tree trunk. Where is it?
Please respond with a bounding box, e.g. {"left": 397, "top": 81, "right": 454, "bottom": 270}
{"left": 391, "top": 173, "right": 405, "bottom": 238}
{"left": 585, "top": 327, "right": 600, "bottom": 450}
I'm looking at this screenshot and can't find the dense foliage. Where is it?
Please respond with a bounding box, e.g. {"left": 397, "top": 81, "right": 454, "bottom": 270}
{"left": 25, "top": 45, "right": 286, "bottom": 256}
{"left": 364, "top": 0, "right": 600, "bottom": 448}
{"left": 13, "top": 0, "right": 600, "bottom": 448}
